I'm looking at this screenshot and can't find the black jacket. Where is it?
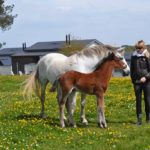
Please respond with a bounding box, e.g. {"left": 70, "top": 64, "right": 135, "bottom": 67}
{"left": 130, "top": 55, "right": 150, "bottom": 84}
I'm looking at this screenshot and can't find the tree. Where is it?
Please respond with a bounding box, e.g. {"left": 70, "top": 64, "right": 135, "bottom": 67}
{"left": 60, "top": 40, "right": 85, "bottom": 56}
{"left": 0, "top": 42, "right": 6, "bottom": 48}
{"left": 0, "top": 0, "right": 17, "bottom": 31}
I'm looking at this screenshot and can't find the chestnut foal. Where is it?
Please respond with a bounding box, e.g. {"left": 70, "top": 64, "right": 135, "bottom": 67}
{"left": 55, "top": 52, "right": 127, "bottom": 128}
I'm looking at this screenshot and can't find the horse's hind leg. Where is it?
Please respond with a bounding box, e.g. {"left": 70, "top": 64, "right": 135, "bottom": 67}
{"left": 57, "top": 85, "right": 67, "bottom": 121}
{"left": 40, "top": 80, "right": 48, "bottom": 118}
{"left": 80, "top": 93, "right": 88, "bottom": 126}
{"left": 66, "top": 90, "right": 77, "bottom": 127}
{"left": 59, "top": 91, "right": 70, "bottom": 128}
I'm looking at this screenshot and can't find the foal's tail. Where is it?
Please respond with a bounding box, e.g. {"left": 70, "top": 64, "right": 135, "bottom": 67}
{"left": 23, "top": 69, "right": 41, "bottom": 100}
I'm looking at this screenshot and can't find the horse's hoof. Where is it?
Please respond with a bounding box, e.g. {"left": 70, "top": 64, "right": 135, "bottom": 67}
{"left": 73, "top": 125, "right": 77, "bottom": 128}
{"left": 98, "top": 123, "right": 104, "bottom": 128}
{"left": 50, "top": 87, "right": 56, "bottom": 92}
{"left": 40, "top": 114, "right": 47, "bottom": 119}
{"left": 83, "top": 121, "right": 88, "bottom": 126}
{"left": 71, "top": 124, "right": 77, "bottom": 128}
{"left": 102, "top": 124, "right": 107, "bottom": 128}
{"left": 98, "top": 122, "right": 107, "bottom": 128}
{"left": 80, "top": 118, "right": 88, "bottom": 126}
{"left": 69, "top": 123, "right": 77, "bottom": 128}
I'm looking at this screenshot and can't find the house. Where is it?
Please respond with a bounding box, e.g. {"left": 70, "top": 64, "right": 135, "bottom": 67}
{"left": 0, "top": 48, "right": 22, "bottom": 75}
{"left": 0, "top": 38, "right": 102, "bottom": 75}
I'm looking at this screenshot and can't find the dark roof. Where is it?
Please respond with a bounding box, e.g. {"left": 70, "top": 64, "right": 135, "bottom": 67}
{"left": 0, "top": 48, "right": 22, "bottom": 56}
{"left": 0, "top": 60, "right": 3, "bottom": 65}
{"left": 0, "top": 58, "right": 11, "bottom": 66}
{"left": 12, "top": 51, "right": 53, "bottom": 57}
{"left": 0, "top": 39, "right": 102, "bottom": 57}
{"left": 25, "top": 39, "right": 102, "bottom": 52}
{"left": 26, "top": 41, "right": 64, "bottom": 51}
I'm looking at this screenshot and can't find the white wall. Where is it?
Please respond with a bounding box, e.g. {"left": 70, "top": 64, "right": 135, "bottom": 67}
{"left": 24, "top": 63, "right": 37, "bottom": 74}
{"left": 0, "top": 66, "right": 12, "bottom": 75}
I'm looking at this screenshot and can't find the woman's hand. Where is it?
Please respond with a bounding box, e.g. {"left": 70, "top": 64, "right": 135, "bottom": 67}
{"left": 140, "top": 77, "right": 146, "bottom": 83}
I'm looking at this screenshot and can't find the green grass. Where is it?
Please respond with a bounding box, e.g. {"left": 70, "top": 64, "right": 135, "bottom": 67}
{"left": 0, "top": 76, "right": 150, "bottom": 150}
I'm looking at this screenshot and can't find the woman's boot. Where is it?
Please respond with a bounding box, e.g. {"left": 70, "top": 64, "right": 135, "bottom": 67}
{"left": 137, "top": 114, "right": 142, "bottom": 125}
{"left": 146, "top": 113, "right": 150, "bottom": 123}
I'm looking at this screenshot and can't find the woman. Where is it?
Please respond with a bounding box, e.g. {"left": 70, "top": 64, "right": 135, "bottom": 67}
{"left": 130, "top": 40, "right": 150, "bottom": 125}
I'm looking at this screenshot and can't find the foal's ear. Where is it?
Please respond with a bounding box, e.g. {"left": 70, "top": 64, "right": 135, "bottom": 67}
{"left": 110, "top": 52, "right": 115, "bottom": 58}
{"left": 108, "top": 51, "right": 114, "bottom": 57}
{"left": 108, "top": 52, "right": 115, "bottom": 60}
{"left": 108, "top": 51, "right": 112, "bottom": 55}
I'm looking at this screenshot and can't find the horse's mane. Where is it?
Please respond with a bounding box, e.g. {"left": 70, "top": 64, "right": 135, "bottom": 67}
{"left": 94, "top": 52, "right": 113, "bottom": 71}
{"left": 74, "top": 45, "right": 118, "bottom": 58}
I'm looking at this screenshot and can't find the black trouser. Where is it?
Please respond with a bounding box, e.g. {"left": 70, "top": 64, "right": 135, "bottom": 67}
{"left": 134, "top": 81, "right": 150, "bottom": 118}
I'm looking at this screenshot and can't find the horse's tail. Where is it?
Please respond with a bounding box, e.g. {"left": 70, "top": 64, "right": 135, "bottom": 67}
{"left": 23, "top": 68, "right": 41, "bottom": 100}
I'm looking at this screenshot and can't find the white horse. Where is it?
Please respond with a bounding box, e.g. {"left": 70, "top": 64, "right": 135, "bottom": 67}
{"left": 24, "top": 45, "right": 130, "bottom": 125}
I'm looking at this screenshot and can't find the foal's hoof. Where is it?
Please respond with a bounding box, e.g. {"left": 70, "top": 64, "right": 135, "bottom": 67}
{"left": 98, "top": 122, "right": 107, "bottom": 128}
{"left": 63, "top": 117, "right": 68, "bottom": 124}
{"left": 61, "top": 123, "right": 66, "bottom": 128}
{"left": 63, "top": 116, "right": 67, "bottom": 121}
{"left": 61, "top": 125, "right": 65, "bottom": 128}
{"left": 64, "top": 119, "right": 68, "bottom": 125}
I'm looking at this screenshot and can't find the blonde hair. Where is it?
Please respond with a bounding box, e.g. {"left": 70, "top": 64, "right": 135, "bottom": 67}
{"left": 143, "top": 49, "right": 150, "bottom": 58}
{"left": 135, "top": 40, "right": 146, "bottom": 50}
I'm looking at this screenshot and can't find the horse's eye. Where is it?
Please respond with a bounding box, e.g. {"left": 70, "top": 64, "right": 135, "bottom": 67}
{"left": 120, "top": 57, "right": 123, "bottom": 60}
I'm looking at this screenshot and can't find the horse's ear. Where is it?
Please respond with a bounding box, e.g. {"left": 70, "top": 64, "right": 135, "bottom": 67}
{"left": 104, "top": 45, "right": 119, "bottom": 51}
{"left": 116, "top": 47, "right": 125, "bottom": 56}
{"left": 112, "top": 47, "right": 125, "bottom": 56}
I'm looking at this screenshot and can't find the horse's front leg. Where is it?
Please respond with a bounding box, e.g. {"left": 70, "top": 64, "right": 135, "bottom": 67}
{"left": 80, "top": 93, "right": 88, "bottom": 126}
{"left": 97, "top": 93, "right": 107, "bottom": 128}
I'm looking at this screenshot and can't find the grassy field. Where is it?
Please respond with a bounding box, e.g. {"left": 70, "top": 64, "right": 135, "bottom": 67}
{"left": 0, "top": 76, "right": 150, "bottom": 150}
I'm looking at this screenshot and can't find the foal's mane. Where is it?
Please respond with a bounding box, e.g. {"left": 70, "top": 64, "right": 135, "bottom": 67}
{"left": 94, "top": 52, "right": 113, "bottom": 71}
{"left": 74, "top": 45, "right": 118, "bottom": 58}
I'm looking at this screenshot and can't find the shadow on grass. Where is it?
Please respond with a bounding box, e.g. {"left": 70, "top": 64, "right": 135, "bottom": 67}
{"left": 106, "top": 119, "right": 135, "bottom": 124}
{"left": 16, "top": 114, "right": 94, "bottom": 128}
{"left": 78, "top": 118, "right": 136, "bottom": 126}
{"left": 15, "top": 114, "right": 136, "bottom": 128}
{"left": 16, "top": 114, "right": 60, "bottom": 126}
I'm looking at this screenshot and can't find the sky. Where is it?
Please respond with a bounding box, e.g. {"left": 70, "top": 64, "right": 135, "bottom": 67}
{"left": 0, "top": 0, "right": 150, "bottom": 48}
